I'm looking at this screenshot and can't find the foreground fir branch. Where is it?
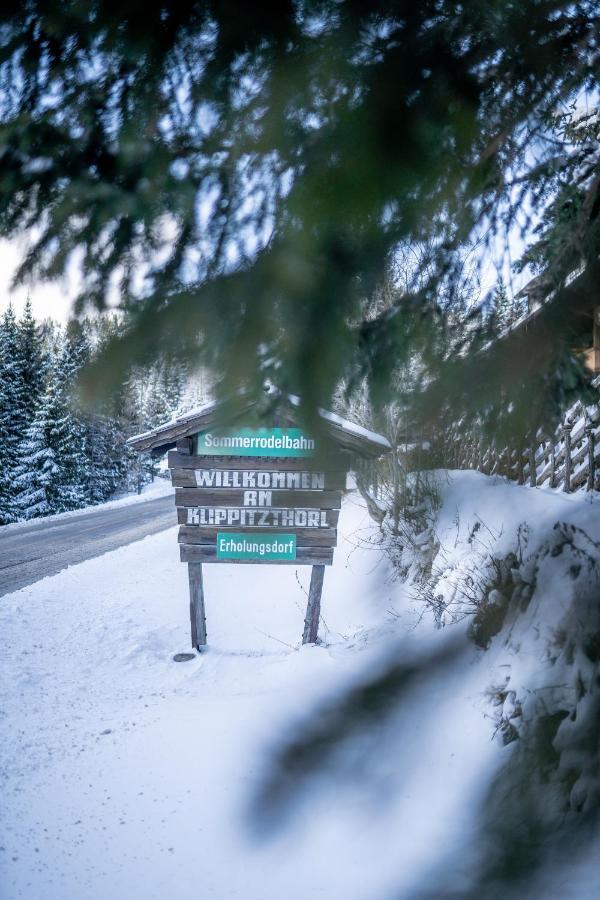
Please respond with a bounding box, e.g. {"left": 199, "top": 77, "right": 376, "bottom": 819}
{"left": 0, "top": 2, "right": 598, "bottom": 427}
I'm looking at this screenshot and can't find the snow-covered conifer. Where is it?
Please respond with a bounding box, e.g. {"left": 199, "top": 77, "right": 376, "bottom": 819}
{"left": 0, "top": 305, "right": 27, "bottom": 523}
{"left": 18, "top": 297, "right": 45, "bottom": 422}
{"left": 14, "top": 327, "right": 88, "bottom": 516}
{"left": 489, "top": 278, "right": 525, "bottom": 335}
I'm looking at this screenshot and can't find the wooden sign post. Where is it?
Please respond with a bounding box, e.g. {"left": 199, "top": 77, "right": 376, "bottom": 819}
{"left": 169, "top": 426, "right": 343, "bottom": 648}
{"left": 187, "top": 562, "right": 207, "bottom": 647}
{"left": 127, "top": 398, "right": 391, "bottom": 651}
{"left": 303, "top": 564, "right": 325, "bottom": 645}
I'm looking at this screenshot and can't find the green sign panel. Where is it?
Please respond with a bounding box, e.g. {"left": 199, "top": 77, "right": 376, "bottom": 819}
{"left": 196, "top": 427, "right": 315, "bottom": 458}
{"left": 216, "top": 532, "right": 297, "bottom": 560}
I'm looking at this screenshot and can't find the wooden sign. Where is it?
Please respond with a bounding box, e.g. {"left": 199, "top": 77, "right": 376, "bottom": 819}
{"left": 128, "top": 401, "right": 390, "bottom": 654}
{"left": 168, "top": 427, "right": 346, "bottom": 649}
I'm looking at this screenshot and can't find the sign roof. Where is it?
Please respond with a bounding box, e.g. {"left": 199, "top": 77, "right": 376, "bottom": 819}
{"left": 127, "top": 392, "right": 391, "bottom": 458}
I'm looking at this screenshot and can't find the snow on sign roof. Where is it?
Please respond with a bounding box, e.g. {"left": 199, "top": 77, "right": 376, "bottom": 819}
{"left": 127, "top": 395, "right": 391, "bottom": 458}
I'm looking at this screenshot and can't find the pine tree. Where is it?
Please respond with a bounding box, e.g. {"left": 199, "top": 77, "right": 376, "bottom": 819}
{"left": 489, "top": 278, "right": 525, "bottom": 335}
{"left": 0, "top": 2, "right": 597, "bottom": 423}
{"left": 83, "top": 410, "right": 126, "bottom": 504}
{"left": 18, "top": 297, "right": 45, "bottom": 422}
{"left": 14, "top": 328, "right": 88, "bottom": 517}
{"left": 92, "top": 318, "right": 150, "bottom": 496}
{"left": 161, "top": 358, "right": 187, "bottom": 415}
{"left": 144, "top": 365, "right": 174, "bottom": 428}
{"left": 0, "top": 305, "right": 27, "bottom": 523}
{"left": 0, "top": 300, "right": 48, "bottom": 522}
{"left": 61, "top": 321, "right": 96, "bottom": 507}
{"left": 10, "top": 310, "right": 188, "bottom": 519}
{"left": 13, "top": 374, "right": 59, "bottom": 519}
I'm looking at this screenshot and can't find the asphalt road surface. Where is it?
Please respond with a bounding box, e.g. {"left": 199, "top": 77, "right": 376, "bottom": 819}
{"left": 0, "top": 493, "right": 176, "bottom": 598}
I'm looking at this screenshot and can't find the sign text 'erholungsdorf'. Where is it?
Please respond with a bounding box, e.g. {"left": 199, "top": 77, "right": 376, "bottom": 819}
{"left": 216, "top": 533, "right": 296, "bottom": 560}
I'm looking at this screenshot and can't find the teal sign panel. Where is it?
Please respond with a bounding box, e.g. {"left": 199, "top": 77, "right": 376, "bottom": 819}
{"left": 196, "top": 427, "right": 315, "bottom": 458}
{"left": 216, "top": 532, "right": 297, "bottom": 560}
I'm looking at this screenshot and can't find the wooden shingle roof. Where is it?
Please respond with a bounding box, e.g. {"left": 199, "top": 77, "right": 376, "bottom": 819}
{"left": 127, "top": 394, "right": 391, "bottom": 458}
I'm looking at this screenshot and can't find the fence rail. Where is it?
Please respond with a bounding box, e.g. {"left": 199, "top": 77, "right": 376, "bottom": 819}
{"left": 351, "top": 381, "right": 600, "bottom": 501}
{"left": 443, "top": 389, "right": 600, "bottom": 494}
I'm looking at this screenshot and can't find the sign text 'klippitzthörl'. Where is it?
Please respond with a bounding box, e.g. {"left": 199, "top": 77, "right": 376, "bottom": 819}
{"left": 187, "top": 507, "right": 330, "bottom": 527}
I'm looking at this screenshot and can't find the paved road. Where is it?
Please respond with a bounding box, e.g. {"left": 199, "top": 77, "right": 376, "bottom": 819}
{"left": 0, "top": 494, "right": 176, "bottom": 598}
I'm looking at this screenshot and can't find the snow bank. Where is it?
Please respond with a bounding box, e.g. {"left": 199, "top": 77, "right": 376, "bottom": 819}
{"left": 0, "top": 488, "right": 494, "bottom": 900}
{"left": 435, "top": 469, "right": 600, "bottom": 552}
{"left": 391, "top": 470, "right": 600, "bottom": 896}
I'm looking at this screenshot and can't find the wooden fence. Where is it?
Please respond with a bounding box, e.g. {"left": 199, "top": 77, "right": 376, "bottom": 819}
{"left": 353, "top": 380, "right": 600, "bottom": 503}
{"left": 444, "top": 390, "right": 600, "bottom": 494}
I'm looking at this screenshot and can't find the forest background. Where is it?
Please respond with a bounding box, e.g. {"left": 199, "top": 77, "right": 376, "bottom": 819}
{"left": 0, "top": 299, "right": 210, "bottom": 525}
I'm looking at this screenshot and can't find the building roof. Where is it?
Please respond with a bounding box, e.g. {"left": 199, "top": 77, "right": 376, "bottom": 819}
{"left": 127, "top": 393, "right": 391, "bottom": 458}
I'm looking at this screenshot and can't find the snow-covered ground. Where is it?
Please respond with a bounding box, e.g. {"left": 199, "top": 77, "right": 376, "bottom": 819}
{"left": 1, "top": 475, "right": 598, "bottom": 899}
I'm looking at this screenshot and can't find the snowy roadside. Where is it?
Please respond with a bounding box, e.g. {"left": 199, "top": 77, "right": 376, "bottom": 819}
{"left": 0, "top": 488, "right": 496, "bottom": 900}
{"left": 1, "top": 477, "right": 598, "bottom": 900}
{"left": 0, "top": 476, "right": 173, "bottom": 534}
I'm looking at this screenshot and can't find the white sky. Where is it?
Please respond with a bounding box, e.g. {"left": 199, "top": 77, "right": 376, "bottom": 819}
{"left": 0, "top": 237, "right": 78, "bottom": 323}
{"left": 0, "top": 204, "right": 531, "bottom": 327}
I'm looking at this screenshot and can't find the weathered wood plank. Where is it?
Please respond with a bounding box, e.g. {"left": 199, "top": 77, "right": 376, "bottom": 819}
{"left": 586, "top": 425, "right": 595, "bottom": 491}
{"left": 302, "top": 565, "right": 325, "bottom": 644}
{"left": 169, "top": 466, "right": 346, "bottom": 490}
{"left": 168, "top": 450, "right": 346, "bottom": 473}
{"left": 176, "top": 506, "right": 340, "bottom": 527}
{"left": 130, "top": 401, "right": 390, "bottom": 458}
{"left": 174, "top": 487, "right": 342, "bottom": 509}
{"left": 128, "top": 398, "right": 257, "bottom": 453}
{"left": 536, "top": 417, "right": 591, "bottom": 474}
{"left": 179, "top": 544, "right": 334, "bottom": 566}
{"left": 528, "top": 446, "right": 537, "bottom": 487}
{"left": 570, "top": 444, "right": 600, "bottom": 491}
{"left": 548, "top": 440, "right": 557, "bottom": 488}
{"left": 562, "top": 425, "right": 573, "bottom": 492}
{"left": 170, "top": 468, "right": 198, "bottom": 487}
{"left": 178, "top": 525, "right": 337, "bottom": 548}
{"left": 188, "top": 562, "right": 207, "bottom": 648}
{"left": 176, "top": 437, "right": 193, "bottom": 456}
